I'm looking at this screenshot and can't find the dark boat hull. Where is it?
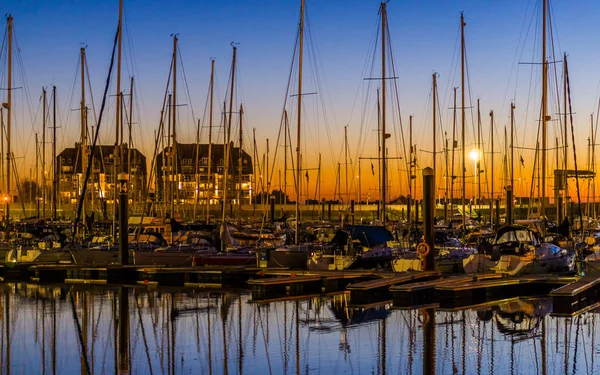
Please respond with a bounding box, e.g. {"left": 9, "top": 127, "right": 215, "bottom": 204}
{"left": 267, "top": 249, "right": 308, "bottom": 269}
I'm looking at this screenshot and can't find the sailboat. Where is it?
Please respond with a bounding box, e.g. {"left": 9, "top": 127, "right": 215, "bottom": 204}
{"left": 463, "top": 0, "right": 574, "bottom": 275}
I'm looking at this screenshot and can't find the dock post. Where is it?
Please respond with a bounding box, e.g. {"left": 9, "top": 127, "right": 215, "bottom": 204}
{"left": 350, "top": 200, "right": 355, "bottom": 225}
{"left": 415, "top": 201, "right": 420, "bottom": 225}
{"left": 321, "top": 202, "right": 325, "bottom": 219}
{"left": 270, "top": 195, "right": 275, "bottom": 224}
{"left": 117, "top": 286, "right": 130, "bottom": 374}
{"left": 423, "top": 167, "right": 435, "bottom": 271}
{"left": 421, "top": 307, "right": 436, "bottom": 375}
{"left": 328, "top": 202, "right": 332, "bottom": 221}
{"left": 495, "top": 199, "right": 500, "bottom": 227}
{"left": 407, "top": 194, "right": 411, "bottom": 224}
{"left": 506, "top": 185, "right": 513, "bottom": 225}
{"left": 118, "top": 172, "right": 129, "bottom": 266}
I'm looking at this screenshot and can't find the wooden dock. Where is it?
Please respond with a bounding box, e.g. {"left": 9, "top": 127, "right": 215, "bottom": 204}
{"left": 391, "top": 274, "right": 501, "bottom": 308}
{"left": 347, "top": 271, "right": 438, "bottom": 305}
{"left": 435, "top": 274, "right": 574, "bottom": 309}
{"left": 550, "top": 271, "right": 600, "bottom": 316}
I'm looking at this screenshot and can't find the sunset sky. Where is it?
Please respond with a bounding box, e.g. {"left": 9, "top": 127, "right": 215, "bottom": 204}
{"left": 2, "top": 0, "right": 600, "bottom": 202}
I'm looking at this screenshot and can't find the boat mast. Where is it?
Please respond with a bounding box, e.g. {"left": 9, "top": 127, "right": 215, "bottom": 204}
{"left": 284, "top": 110, "right": 288, "bottom": 212}
{"left": 510, "top": 102, "right": 515, "bottom": 199}
{"left": 461, "top": 12, "right": 466, "bottom": 228}
{"left": 490, "top": 110, "right": 494, "bottom": 225}
{"left": 477, "top": 99, "right": 481, "bottom": 213}
{"left": 221, "top": 45, "right": 237, "bottom": 237}
{"left": 206, "top": 59, "right": 214, "bottom": 224}
{"left": 5, "top": 15, "right": 12, "bottom": 224}
{"left": 344, "top": 125, "right": 348, "bottom": 204}
{"left": 295, "top": 0, "right": 304, "bottom": 245}
{"left": 432, "top": 72, "right": 437, "bottom": 183}
{"left": 380, "top": 1, "right": 388, "bottom": 225}
{"left": 562, "top": 53, "right": 568, "bottom": 220}
{"left": 238, "top": 104, "right": 243, "bottom": 222}
{"left": 128, "top": 76, "right": 133, "bottom": 201}
{"left": 541, "top": 0, "right": 548, "bottom": 220}
{"left": 113, "top": 0, "right": 123, "bottom": 238}
{"left": 450, "top": 87, "right": 457, "bottom": 219}
{"left": 42, "top": 88, "right": 46, "bottom": 217}
{"left": 52, "top": 85, "right": 57, "bottom": 221}
{"left": 171, "top": 34, "right": 178, "bottom": 217}
{"left": 409, "top": 115, "right": 413, "bottom": 223}
{"left": 80, "top": 46, "right": 88, "bottom": 223}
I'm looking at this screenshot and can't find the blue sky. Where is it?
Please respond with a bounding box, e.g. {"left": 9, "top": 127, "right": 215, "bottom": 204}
{"left": 2, "top": 0, "right": 600, "bottom": 198}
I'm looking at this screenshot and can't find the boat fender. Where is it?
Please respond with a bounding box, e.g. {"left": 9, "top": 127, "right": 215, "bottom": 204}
{"left": 417, "top": 242, "right": 431, "bottom": 258}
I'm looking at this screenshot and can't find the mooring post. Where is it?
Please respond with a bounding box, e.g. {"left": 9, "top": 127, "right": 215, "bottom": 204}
{"left": 506, "top": 185, "right": 513, "bottom": 225}
{"left": 407, "top": 194, "right": 411, "bottom": 224}
{"left": 415, "top": 201, "right": 420, "bottom": 225}
{"left": 495, "top": 199, "right": 500, "bottom": 227}
{"left": 118, "top": 286, "right": 130, "bottom": 374}
{"left": 328, "top": 202, "right": 332, "bottom": 221}
{"left": 270, "top": 195, "right": 275, "bottom": 224}
{"left": 118, "top": 172, "right": 129, "bottom": 266}
{"left": 350, "top": 200, "right": 355, "bottom": 225}
{"left": 423, "top": 167, "right": 435, "bottom": 271}
{"left": 421, "top": 307, "right": 436, "bottom": 375}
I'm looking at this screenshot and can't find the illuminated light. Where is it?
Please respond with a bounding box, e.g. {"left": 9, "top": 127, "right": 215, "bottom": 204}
{"left": 469, "top": 149, "right": 480, "bottom": 162}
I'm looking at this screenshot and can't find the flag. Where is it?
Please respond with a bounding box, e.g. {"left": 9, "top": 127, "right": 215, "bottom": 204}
{"left": 305, "top": 171, "right": 309, "bottom": 183}
{"left": 520, "top": 156, "right": 525, "bottom": 167}
{"left": 371, "top": 163, "right": 375, "bottom": 175}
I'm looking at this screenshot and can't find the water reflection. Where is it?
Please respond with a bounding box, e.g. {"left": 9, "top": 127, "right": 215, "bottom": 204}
{"left": 0, "top": 283, "right": 599, "bottom": 374}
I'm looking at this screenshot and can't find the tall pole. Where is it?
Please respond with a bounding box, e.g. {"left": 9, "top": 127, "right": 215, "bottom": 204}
{"left": 80, "top": 47, "right": 88, "bottom": 222}
{"left": 295, "top": 0, "right": 305, "bottom": 245}
{"left": 284, "top": 110, "right": 288, "bottom": 212}
{"left": 477, "top": 99, "right": 481, "bottom": 212}
{"left": 380, "top": 2, "right": 388, "bottom": 225}
{"left": 35, "top": 133, "right": 39, "bottom": 217}
{"left": 344, "top": 125, "right": 349, "bottom": 203}
{"left": 238, "top": 104, "right": 243, "bottom": 219}
{"left": 221, "top": 45, "right": 237, "bottom": 240}
{"left": 461, "top": 12, "right": 466, "bottom": 228}
{"left": 510, "top": 103, "right": 515, "bottom": 193}
{"left": 172, "top": 35, "right": 178, "bottom": 213}
{"left": 6, "top": 15, "right": 13, "bottom": 224}
{"left": 113, "top": 0, "right": 123, "bottom": 237}
{"left": 408, "top": 115, "right": 413, "bottom": 223}
{"left": 432, "top": 73, "right": 437, "bottom": 175}
{"left": 450, "top": 87, "right": 457, "bottom": 219}
{"left": 490, "top": 110, "right": 495, "bottom": 225}
{"left": 541, "top": 0, "right": 548, "bottom": 221}
{"left": 42, "top": 88, "right": 47, "bottom": 217}
{"left": 563, "top": 54, "right": 568, "bottom": 220}
{"left": 206, "top": 59, "right": 214, "bottom": 224}
{"left": 52, "top": 86, "right": 57, "bottom": 221}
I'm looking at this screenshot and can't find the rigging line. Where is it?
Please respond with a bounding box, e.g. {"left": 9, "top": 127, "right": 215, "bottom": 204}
{"left": 177, "top": 47, "right": 197, "bottom": 136}
{"left": 441, "top": 20, "right": 460, "bottom": 132}
{"left": 566, "top": 56, "right": 585, "bottom": 240}
{"left": 305, "top": 11, "right": 338, "bottom": 176}
{"left": 266, "top": 25, "right": 299, "bottom": 190}
{"left": 72, "top": 25, "right": 119, "bottom": 241}
{"left": 139, "top": 59, "right": 173, "bottom": 218}
{"left": 387, "top": 27, "right": 409, "bottom": 193}
{"left": 346, "top": 11, "right": 381, "bottom": 133}
{"left": 501, "top": 0, "right": 535, "bottom": 119}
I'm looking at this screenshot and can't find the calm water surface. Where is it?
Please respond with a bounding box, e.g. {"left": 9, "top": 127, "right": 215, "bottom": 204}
{"left": 0, "top": 283, "right": 598, "bottom": 374}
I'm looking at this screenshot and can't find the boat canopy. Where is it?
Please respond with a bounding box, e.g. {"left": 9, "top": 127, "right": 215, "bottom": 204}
{"left": 346, "top": 225, "right": 394, "bottom": 247}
